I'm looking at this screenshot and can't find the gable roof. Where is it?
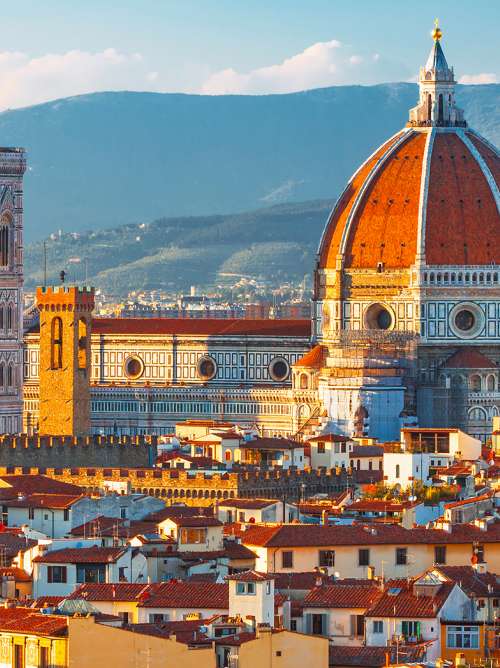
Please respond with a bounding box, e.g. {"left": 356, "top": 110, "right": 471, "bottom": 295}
{"left": 443, "top": 348, "right": 496, "bottom": 369}
{"left": 434, "top": 566, "right": 500, "bottom": 597}
{"left": 3, "top": 493, "right": 83, "bottom": 509}
{"left": 226, "top": 570, "right": 273, "bottom": 582}
{"left": 366, "top": 579, "right": 455, "bottom": 618}
{"left": 67, "top": 583, "right": 152, "bottom": 602}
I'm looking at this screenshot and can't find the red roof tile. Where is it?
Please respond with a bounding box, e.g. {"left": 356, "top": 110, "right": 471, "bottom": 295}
{"left": 219, "top": 498, "right": 279, "bottom": 510}
{"left": 304, "top": 583, "right": 382, "bottom": 609}
{"left": 0, "top": 607, "right": 68, "bottom": 637}
{"left": 0, "top": 567, "right": 31, "bottom": 582}
{"left": 33, "top": 547, "right": 126, "bottom": 564}
{"left": 3, "top": 493, "right": 83, "bottom": 509}
{"left": 367, "top": 579, "right": 454, "bottom": 618}
{"left": 294, "top": 345, "right": 327, "bottom": 368}
{"left": 443, "top": 348, "right": 496, "bottom": 369}
{"left": 242, "top": 522, "right": 500, "bottom": 548}
{"left": 434, "top": 566, "right": 500, "bottom": 597}
{"left": 166, "top": 516, "right": 222, "bottom": 528}
{"left": 92, "top": 318, "right": 310, "bottom": 337}
{"left": 0, "top": 475, "right": 83, "bottom": 497}
{"left": 307, "top": 433, "right": 350, "bottom": 443}
{"left": 223, "top": 540, "right": 257, "bottom": 561}
{"left": 226, "top": 570, "right": 273, "bottom": 582}
{"left": 138, "top": 581, "right": 229, "bottom": 610}
{"left": 67, "top": 583, "right": 152, "bottom": 602}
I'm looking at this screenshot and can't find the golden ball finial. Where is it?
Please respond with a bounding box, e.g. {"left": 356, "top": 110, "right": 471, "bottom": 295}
{"left": 432, "top": 18, "right": 442, "bottom": 41}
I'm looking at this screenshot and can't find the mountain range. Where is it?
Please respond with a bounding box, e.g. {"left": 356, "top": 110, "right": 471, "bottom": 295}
{"left": 6, "top": 82, "right": 498, "bottom": 294}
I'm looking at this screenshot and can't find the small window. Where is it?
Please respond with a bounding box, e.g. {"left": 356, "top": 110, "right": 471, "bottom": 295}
{"left": 396, "top": 547, "right": 407, "bottom": 565}
{"left": 373, "top": 620, "right": 384, "bottom": 634}
{"left": 395, "top": 464, "right": 400, "bottom": 478}
{"left": 282, "top": 551, "right": 293, "bottom": 568}
{"left": 47, "top": 565, "right": 67, "bottom": 583}
{"left": 63, "top": 508, "right": 70, "bottom": 522}
{"left": 28, "top": 507, "right": 34, "bottom": 520}
{"left": 319, "top": 550, "right": 335, "bottom": 568}
{"left": 434, "top": 546, "right": 446, "bottom": 565}
{"left": 247, "top": 582, "right": 255, "bottom": 595}
{"left": 236, "top": 582, "right": 245, "bottom": 595}
{"left": 266, "top": 581, "right": 271, "bottom": 595}
{"left": 358, "top": 549, "right": 370, "bottom": 567}
{"left": 317, "top": 442, "right": 325, "bottom": 454}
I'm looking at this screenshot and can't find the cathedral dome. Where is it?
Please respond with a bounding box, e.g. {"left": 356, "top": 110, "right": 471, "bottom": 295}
{"left": 318, "top": 29, "right": 500, "bottom": 272}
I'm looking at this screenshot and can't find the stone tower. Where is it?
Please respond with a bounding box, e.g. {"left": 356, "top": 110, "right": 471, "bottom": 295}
{"left": 0, "top": 147, "right": 26, "bottom": 435}
{"left": 36, "top": 286, "right": 94, "bottom": 436}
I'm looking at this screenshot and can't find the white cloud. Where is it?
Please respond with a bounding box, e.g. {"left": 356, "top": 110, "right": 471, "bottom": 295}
{"left": 0, "top": 48, "right": 158, "bottom": 110}
{"left": 201, "top": 39, "right": 393, "bottom": 95}
{"left": 459, "top": 72, "right": 497, "bottom": 85}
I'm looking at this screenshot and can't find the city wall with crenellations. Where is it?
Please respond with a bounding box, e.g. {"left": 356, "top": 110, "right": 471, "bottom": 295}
{"left": 0, "top": 464, "right": 348, "bottom": 506}
{"left": 0, "top": 435, "right": 156, "bottom": 468}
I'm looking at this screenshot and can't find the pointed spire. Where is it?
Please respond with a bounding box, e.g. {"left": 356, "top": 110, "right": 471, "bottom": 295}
{"left": 408, "top": 22, "right": 466, "bottom": 128}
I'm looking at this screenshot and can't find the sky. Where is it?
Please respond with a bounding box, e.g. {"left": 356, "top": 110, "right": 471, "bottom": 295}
{"left": 0, "top": 0, "right": 497, "bottom": 109}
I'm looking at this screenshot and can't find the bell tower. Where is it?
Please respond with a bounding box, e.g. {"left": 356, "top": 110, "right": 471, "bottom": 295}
{"left": 36, "top": 285, "right": 94, "bottom": 436}
{"left": 0, "top": 147, "right": 26, "bottom": 435}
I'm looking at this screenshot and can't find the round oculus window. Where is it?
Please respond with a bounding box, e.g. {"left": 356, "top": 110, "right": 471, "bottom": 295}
{"left": 124, "top": 355, "right": 144, "bottom": 380}
{"left": 197, "top": 355, "right": 217, "bottom": 381}
{"left": 269, "top": 357, "right": 290, "bottom": 382}
{"left": 449, "top": 302, "right": 484, "bottom": 340}
{"left": 364, "top": 303, "right": 394, "bottom": 331}
{"left": 454, "top": 309, "right": 475, "bottom": 332}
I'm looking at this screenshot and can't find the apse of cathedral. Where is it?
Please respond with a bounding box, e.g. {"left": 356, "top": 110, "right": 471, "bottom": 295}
{"left": 4, "top": 27, "right": 500, "bottom": 443}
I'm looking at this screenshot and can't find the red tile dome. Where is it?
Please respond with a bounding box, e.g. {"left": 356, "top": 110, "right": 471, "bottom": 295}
{"left": 318, "top": 128, "right": 499, "bottom": 270}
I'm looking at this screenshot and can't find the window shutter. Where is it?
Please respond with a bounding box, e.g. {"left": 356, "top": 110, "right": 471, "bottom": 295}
{"left": 47, "top": 567, "right": 52, "bottom": 584}
{"left": 322, "top": 613, "right": 330, "bottom": 637}
{"left": 304, "top": 614, "right": 312, "bottom": 635}
{"left": 350, "top": 615, "right": 356, "bottom": 637}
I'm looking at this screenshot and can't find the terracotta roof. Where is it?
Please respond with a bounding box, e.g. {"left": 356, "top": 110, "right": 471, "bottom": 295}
{"left": 3, "top": 493, "right": 83, "bottom": 509}
{"left": 0, "top": 567, "right": 31, "bottom": 582}
{"left": 91, "top": 318, "right": 310, "bottom": 338}
{"left": 33, "top": 547, "right": 126, "bottom": 564}
{"left": 67, "top": 583, "right": 152, "bottom": 602}
{"left": 445, "top": 493, "right": 493, "bottom": 509}
{"left": 138, "top": 581, "right": 229, "bottom": 610}
{"left": 294, "top": 345, "right": 327, "bottom": 368}
{"left": 226, "top": 570, "right": 273, "bottom": 582}
{"left": 0, "top": 607, "right": 68, "bottom": 637}
{"left": 270, "top": 572, "right": 332, "bottom": 591}
{"left": 219, "top": 498, "right": 279, "bottom": 510}
{"left": 31, "top": 596, "right": 66, "bottom": 608}
{"left": 443, "top": 348, "right": 497, "bottom": 369}
{"left": 304, "top": 583, "right": 382, "bottom": 609}
{"left": 0, "top": 475, "right": 84, "bottom": 498}
{"left": 223, "top": 540, "right": 257, "bottom": 561}
{"left": 434, "top": 566, "right": 500, "bottom": 597}
{"left": 125, "top": 619, "right": 212, "bottom": 644}
{"left": 353, "top": 470, "right": 384, "bottom": 484}
{"left": 0, "top": 534, "right": 37, "bottom": 560}
{"left": 367, "top": 579, "right": 454, "bottom": 618}
{"left": 346, "top": 500, "right": 414, "bottom": 513}
{"left": 329, "top": 645, "right": 425, "bottom": 667}
{"left": 144, "top": 506, "right": 213, "bottom": 523}
{"left": 70, "top": 516, "right": 160, "bottom": 539}
{"left": 242, "top": 522, "right": 500, "bottom": 548}
{"left": 240, "top": 437, "right": 303, "bottom": 451}
{"left": 318, "top": 128, "right": 500, "bottom": 271}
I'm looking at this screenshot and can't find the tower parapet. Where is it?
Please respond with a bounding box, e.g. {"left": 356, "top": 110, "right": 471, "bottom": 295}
{"left": 37, "top": 285, "right": 95, "bottom": 437}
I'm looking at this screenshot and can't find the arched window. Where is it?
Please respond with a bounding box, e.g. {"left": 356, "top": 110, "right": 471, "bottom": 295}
{"left": 6, "top": 304, "right": 13, "bottom": 331}
{"left": 427, "top": 93, "right": 432, "bottom": 121}
{"left": 299, "top": 373, "right": 308, "bottom": 390}
{"left": 468, "top": 407, "right": 487, "bottom": 421}
{"left": 438, "top": 94, "right": 444, "bottom": 122}
{"left": 0, "top": 213, "right": 11, "bottom": 267}
{"left": 225, "top": 450, "right": 232, "bottom": 462}
{"left": 51, "top": 317, "right": 63, "bottom": 370}
{"left": 395, "top": 464, "right": 400, "bottom": 479}
{"left": 7, "top": 364, "right": 13, "bottom": 388}
{"left": 78, "top": 317, "right": 88, "bottom": 370}
{"left": 469, "top": 374, "right": 482, "bottom": 392}
{"left": 486, "top": 375, "right": 496, "bottom": 392}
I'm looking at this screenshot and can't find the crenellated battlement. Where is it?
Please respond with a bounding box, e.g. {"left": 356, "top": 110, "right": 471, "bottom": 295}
{"left": 0, "top": 463, "right": 348, "bottom": 507}
{"left": 0, "top": 434, "right": 155, "bottom": 468}
{"left": 36, "top": 285, "right": 95, "bottom": 310}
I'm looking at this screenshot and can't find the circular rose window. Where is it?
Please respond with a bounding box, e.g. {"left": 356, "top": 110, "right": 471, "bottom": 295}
{"left": 364, "top": 303, "right": 394, "bottom": 331}
{"left": 269, "top": 357, "right": 290, "bottom": 382}
{"left": 449, "top": 303, "right": 484, "bottom": 339}
{"left": 197, "top": 355, "right": 217, "bottom": 381}
{"left": 124, "top": 355, "right": 144, "bottom": 379}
